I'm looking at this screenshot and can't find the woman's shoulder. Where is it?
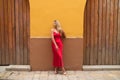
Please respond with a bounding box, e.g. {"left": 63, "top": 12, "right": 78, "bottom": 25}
{"left": 51, "top": 29, "right": 57, "bottom": 34}
{"left": 51, "top": 28, "right": 55, "bottom": 32}
{"left": 51, "top": 28, "right": 58, "bottom": 32}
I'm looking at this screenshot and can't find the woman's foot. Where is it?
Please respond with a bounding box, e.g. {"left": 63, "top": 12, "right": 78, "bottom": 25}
{"left": 54, "top": 71, "right": 58, "bottom": 74}
{"left": 54, "top": 67, "right": 58, "bottom": 74}
{"left": 62, "top": 67, "right": 66, "bottom": 75}
{"left": 62, "top": 71, "right": 66, "bottom": 75}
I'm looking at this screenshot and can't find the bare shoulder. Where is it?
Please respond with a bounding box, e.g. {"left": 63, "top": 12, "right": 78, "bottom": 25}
{"left": 51, "top": 28, "right": 55, "bottom": 32}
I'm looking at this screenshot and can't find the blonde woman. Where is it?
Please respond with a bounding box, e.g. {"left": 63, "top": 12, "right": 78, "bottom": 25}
{"left": 51, "top": 20, "right": 66, "bottom": 74}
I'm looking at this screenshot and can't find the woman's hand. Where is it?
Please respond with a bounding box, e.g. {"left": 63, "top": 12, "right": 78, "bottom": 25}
{"left": 56, "top": 45, "right": 59, "bottom": 50}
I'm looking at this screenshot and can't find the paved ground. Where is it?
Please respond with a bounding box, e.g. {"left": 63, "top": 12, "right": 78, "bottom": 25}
{"left": 0, "top": 71, "right": 120, "bottom": 80}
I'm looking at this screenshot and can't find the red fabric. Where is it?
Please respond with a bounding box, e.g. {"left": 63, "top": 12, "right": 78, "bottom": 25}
{"left": 52, "top": 32, "right": 63, "bottom": 67}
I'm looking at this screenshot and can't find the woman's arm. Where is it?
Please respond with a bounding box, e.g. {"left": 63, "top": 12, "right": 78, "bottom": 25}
{"left": 51, "top": 29, "right": 59, "bottom": 50}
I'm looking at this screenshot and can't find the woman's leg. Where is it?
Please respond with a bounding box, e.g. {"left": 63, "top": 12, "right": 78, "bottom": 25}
{"left": 62, "top": 67, "right": 66, "bottom": 75}
{"left": 54, "top": 67, "right": 58, "bottom": 74}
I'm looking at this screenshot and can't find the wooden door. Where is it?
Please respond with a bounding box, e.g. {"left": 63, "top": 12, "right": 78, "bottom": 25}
{"left": 84, "top": 0, "right": 120, "bottom": 65}
{"left": 0, "top": 0, "right": 30, "bottom": 65}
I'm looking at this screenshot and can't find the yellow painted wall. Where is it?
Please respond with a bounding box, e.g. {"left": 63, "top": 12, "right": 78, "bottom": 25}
{"left": 30, "top": 0, "right": 86, "bottom": 38}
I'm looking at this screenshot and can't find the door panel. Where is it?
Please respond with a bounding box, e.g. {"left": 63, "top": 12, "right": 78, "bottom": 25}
{"left": 84, "top": 0, "right": 120, "bottom": 65}
{"left": 0, "top": 0, "right": 30, "bottom": 65}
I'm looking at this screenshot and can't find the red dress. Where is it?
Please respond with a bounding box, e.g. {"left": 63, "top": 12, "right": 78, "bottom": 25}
{"left": 52, "top": 32, "right": 63, "bottom": 67}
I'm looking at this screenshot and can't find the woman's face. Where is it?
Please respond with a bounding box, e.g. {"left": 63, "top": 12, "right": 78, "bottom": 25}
{"left": 53, "top": 21, "right": 57, "bottom": 28}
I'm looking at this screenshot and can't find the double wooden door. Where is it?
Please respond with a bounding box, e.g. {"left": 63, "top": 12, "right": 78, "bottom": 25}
{"left": 0, "top": 0, "right": 30, "bottom": 65}
{"left": 84, "top": 0, "right": 120, "bottom": 65}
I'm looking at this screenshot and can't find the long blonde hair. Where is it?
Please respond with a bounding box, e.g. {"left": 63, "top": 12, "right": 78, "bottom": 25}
{"left": 54, "top": 20, "right": 62, "bottom": 31}
{"left": 54, "top": 20, "right": 66, "bottom": 38}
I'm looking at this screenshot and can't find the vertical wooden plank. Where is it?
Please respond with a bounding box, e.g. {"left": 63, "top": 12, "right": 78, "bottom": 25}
{"left": 23, "top": 0, "right": 30, "bottom": 64}
{"left": 8, "top": 0, "right": 14, "bottom": 64}
{"left": 90, "top": 0, "right": 95, "bottom": 65}
{"left": 108, "top": 0, "right": 114, "bottom": 64}
{"left": 11, "top": 0, "right": 16, "bottom": 64}
{"left": 117, "top": 0, "right": 120, "bottom": 64}
{"left": 98, "top": 0, "right": 102, "bottom": 65}
{"left": 86, "top": 0, "right": 91, "bottom": 65}
{"left": 15, "top": 0, "right": 20, "bottom": 64}
{"left": 1, "top": 0, "right": 5, "bottom": 65}
{"left": 3, "top": 0, "right": 9, "bottom": 64}
{"left": 101, "top": 0, "right": 107, "bottom": 65}
{"left": 6, "top": 0, "right": 10, "bottom": 64}
{"left": 0, "top": 0, "right": 2, "bottom": 64}
{"left": 94, "top": 0, "right": 99, "bottom": 65}
{"left": 23, "top": 0, "right": 28, "bottom": 64}
{"left": 83, "top": 2, "right": 87, "bottom": 65}
{"left": 105, "top": 0, "right": 110, "bottom": 65}
{"left": 84, "top": 1, "right": 87, "bottom": 65}
{"left": 112, "top": 0, "right": 118, "bottom": 65}
{"left": 26, "top": 0, "right": 30, "bottom": 64}
{"left": 3, "top": 0, "right": 6, "bottom": 65}
{"left": 19, "top": 0, "right": 24, "bottom": 64}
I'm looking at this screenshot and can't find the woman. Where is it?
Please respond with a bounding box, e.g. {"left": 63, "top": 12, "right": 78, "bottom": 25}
{"left": 51, "top": 20, "right": 66, "bottom": 74}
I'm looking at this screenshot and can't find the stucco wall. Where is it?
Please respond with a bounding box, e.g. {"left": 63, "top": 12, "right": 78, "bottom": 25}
{"left": 30, "top": 0, "right": 86, "bottom": 37}
{"left": 29, "top": 0, "right": 86, "bottom": 70}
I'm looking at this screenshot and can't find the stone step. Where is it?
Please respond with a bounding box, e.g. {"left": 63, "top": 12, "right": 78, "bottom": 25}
{"left": 6, "top": 65, "right": 31, "bottom": 71}
{"left": 0, "top": 66, "right": 8, "bottom": 72}
{"left": 83, "top": 65, "right": 120, "bottom": 71}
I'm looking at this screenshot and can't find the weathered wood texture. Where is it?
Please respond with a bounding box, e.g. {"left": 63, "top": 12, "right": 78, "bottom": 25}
{"left": 84, "top": 0, "right": 120, "bottom": 65}
{"left": 0, "top": 0, "right": 30, "bottom": 65}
